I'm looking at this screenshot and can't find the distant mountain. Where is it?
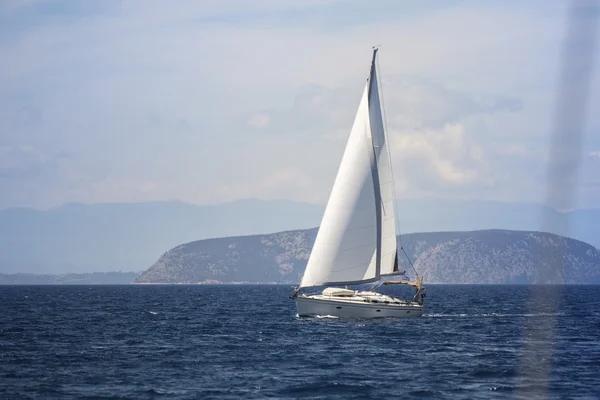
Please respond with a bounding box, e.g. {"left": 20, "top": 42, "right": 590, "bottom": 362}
{"left": 395, "top": 199, "right": 599, "bottom": 244}
{"left": 0, "top": 199, "right": 323, "bottom": 274}
{"left": 135, "top": 229, "right": 600, "bottom": 285}
{"left": 1, "top": 198, "right": 599, "bottom": 274}
{"left": 0, "top": 272, "right": 139, "bottom": 285}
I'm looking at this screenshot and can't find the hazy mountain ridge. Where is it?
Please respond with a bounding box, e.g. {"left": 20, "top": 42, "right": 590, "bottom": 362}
{"left": 0, "top": 272, "right": 139, "bottom": 285}
{"left": 2, "top": 198, "right": 599, "bottom": 274}
{"left": 135, "top": 229, "right": 600, "bottom": 284}
{"left": 0, "top": 199, "right": 323, "bottom": 274}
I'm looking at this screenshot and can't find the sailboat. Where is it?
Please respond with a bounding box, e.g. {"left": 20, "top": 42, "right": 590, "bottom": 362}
{"left": 293, "top": 48, "right": 426, "bottom": 318}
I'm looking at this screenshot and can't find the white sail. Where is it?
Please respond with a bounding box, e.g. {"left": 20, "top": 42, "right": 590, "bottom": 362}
{"left": 299, "top": 82, "right": 377, "bottom": 288}
{"left": 294, "top": 49, "right": 425, "bottom": 319}
{"left": 369, "top": 63, "right": 400, "bottom": 277}
{"left": 299, "top": 49, "right": 400, "bottom": 289}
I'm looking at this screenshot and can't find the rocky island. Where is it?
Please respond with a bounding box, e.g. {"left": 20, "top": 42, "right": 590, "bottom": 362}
{"left": 135, "top": 229, "right": 600, "bottom": 284}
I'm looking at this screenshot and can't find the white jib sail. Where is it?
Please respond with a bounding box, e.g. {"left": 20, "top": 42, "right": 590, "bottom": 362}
{"left": 369, "top": 63, "right": 400, "bottom": 277}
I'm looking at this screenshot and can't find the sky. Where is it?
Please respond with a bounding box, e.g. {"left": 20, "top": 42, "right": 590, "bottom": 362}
{"left": 1, "top": 0, "right": 599, "bottom": 210}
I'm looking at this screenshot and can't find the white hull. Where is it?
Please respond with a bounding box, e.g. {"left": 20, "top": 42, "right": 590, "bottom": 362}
{"left": 296, "top": 291, "right": 424, "bottom": 318}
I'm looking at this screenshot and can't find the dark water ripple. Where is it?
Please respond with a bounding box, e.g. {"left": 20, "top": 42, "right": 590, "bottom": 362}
{"left": 1, "top": 285, "right": 599, "bottom": 399}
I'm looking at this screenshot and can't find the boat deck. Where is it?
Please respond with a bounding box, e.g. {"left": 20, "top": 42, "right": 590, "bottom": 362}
{"left": 300, "top": 290, "right": 421, "bottom": 308}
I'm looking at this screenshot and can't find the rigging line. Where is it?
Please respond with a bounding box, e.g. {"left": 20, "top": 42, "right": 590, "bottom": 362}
{"left": 375, "top": 49, "right": 419, "bottom": 277}
{"left": 401, "top": 246, "right": 418, "bottom": 277}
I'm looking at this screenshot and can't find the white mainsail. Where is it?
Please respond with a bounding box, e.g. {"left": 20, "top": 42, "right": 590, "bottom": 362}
{"left": 299, "top": 49, "right": 400, "bottom": 289}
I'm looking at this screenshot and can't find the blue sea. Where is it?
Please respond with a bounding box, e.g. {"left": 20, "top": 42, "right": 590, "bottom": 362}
{"left": 1, "top": 285, "right": 599, "bottom": 399}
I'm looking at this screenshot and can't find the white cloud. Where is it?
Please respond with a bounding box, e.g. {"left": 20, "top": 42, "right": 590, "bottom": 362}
{"left": 215, "top": 168, "right": 314, "bottom": 203}
{"left": 246, "top": 113, "right": 271, "bottom": 129}
{"left": 494, "top": 144, "right": 535, "bottom": 158}
{"left": 391, "top": 123, "right": 489, "bottom": 192}
{"left": 67, "top": 177, "right": 161, "bottom": 204}
{"left": 0, "top": 0, "right": 599, "bottom": 209}
{"left": 382, "top": 77, "right": 523, "bottom": 130}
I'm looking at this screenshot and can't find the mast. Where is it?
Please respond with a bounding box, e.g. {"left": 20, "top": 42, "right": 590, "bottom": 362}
{"left": 367, "top": 46, "right": 383, "bottom": 281}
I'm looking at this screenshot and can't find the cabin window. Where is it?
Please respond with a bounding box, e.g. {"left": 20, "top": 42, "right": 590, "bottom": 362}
{"left": 336, "top": 306, "right": 342, "bottom": 309}
{"left": 376, "top": 310, "right": 381, "bottom": 312}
